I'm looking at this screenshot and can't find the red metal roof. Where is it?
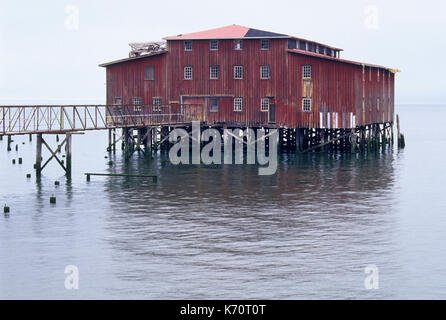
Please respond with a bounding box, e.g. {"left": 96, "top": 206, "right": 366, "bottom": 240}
{"left": 164, "top": 25, "right": 342, "bottom": 51}
{"left": 165, "top": 25, "right": 251, "bottom": 40}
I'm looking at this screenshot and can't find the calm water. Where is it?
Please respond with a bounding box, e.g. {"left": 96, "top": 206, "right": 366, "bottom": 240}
{"left": 0, "top": 104, "right": 445, "bottom": 299}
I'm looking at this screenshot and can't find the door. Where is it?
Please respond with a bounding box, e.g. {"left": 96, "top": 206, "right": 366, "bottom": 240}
{"left": 268, "top": 96, "right": 276, "bottom": 123}
{"left": 182, "top": 96, "right": 205, "bottom": 122}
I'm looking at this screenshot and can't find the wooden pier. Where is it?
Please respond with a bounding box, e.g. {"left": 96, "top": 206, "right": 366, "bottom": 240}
{"left": 1, "top": 104, "right": 401, "bottom": 178}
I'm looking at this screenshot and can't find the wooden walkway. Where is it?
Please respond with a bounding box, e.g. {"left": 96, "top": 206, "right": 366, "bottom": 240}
{"left": 0, "top": 104, "right": 204, "bottom": 135}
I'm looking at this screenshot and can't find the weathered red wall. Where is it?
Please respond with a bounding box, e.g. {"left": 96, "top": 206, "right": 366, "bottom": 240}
{"left": 105, "top": 38, "right": 395, "bottom": 128}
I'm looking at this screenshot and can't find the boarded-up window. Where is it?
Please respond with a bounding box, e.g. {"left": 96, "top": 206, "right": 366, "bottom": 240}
{"left": 209, "top": 98, "right": 219, "bottom": 112}
{"left": 144, "top": 66, "right": 154, "bottom": 80}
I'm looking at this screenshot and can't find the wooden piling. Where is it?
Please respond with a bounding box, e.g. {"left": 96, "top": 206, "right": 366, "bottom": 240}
{"left": 66, "top": 133, "right": 72, "bottom": 177}
{"left": 112, "top": 129, "right": 116, "bottom": 152}
{"left": 7, "top": 135, "right": 12, "bottom": 151}
{"left": 36, "top": 134, "right": 42, "bottom": 176}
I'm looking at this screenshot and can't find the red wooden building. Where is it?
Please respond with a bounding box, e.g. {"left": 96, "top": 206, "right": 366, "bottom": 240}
{"left": 100, "top": 25, "right": 396, "bottom": 131}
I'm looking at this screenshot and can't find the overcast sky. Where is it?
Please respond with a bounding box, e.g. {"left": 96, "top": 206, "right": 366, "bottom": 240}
{"left": 0, "top": 0, "right": 444, "bottom": 104}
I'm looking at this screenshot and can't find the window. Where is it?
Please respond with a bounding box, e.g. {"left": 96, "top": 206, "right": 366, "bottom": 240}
{"left": 234, "top": 65, "right": 243, "bottom": 79}
{"left": 152, "top": 97, "right": 162, "bottom": 111}
{"left": 318, "top": 46, "right": 325, "bottom": 55}
{"left": 261, "top": 98, "right": 270, "bottom": 111}
{"left": 210, "top": 40, "right": 218, "bottom": 51}
{"left": 234, "top": 98, "right": 243, "bottom": 111}
{"left": 144, "top": 66, "right": 154, "bottom": 80}
{"left": 288, "top": 39, "right": 297, "bottom": 49}
{"left": 234, "top": 39, "right": 243, "bottom": 50}
{"left": 132, "top": 97, "right": 142, "bottom": 112}
{"left": 210, "top": 65, "right": 219, "bottom": 79}
{"left": 299, "top": 41, "right": 307, "bottom": 50}
{"left": 260, "top": 39, "right": 269, "bottom": 50}
{"left": 113, "top": 97, "right": 122, "bottom": 105}
{"left": 209, "top": 98, "right": 219, "bottom": 112}
{"left": 184, "top": 66, "right": 193, "bottom": 80}
{"left": 184, "top": 40, "right": 192, "bottom": 51}
{"left": 260, "top": 65, "right": 270, "bottom": 79}
{"left": 302, "top": 65, "right": 311, "bottom": 79}
{"left": 326, "top": 48, "right": 332, "bottom": 57}
{"left": 308, "top": 43, "right": 316, "bottom": 52}
{"left": 302, "top": 98, "right": 311, "bottom": 112}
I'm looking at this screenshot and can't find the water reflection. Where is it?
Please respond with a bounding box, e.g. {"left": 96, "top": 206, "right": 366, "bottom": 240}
{"left": 99, "top": 151, "right": 399, "bottom": 299}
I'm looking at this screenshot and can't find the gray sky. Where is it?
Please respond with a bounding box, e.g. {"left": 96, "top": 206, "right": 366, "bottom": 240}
{"left": 0, "top": 0, "right": 444, "bottom": 104}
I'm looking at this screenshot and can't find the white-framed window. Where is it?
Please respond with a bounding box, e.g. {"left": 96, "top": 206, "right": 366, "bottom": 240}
{"left": 302, "top": 98, "right": 311, "bottom": 112}
{"left": 210, "top": 40, "right": 218, "bottom": 51}
{"left": 261, "top": 98, "right": 270, "bottom": 111}
{"left": 144, "top": 66, "right": 154, "bottom": 80}
{"left": 184, "top": 66, "right": 193, "bottom": 80}
{"left": 303, "top": 65, "right": 311, "bottom": 79}
{"left": 210, "top": 65, "right": 219, "bottom": 79}
{"left": 152, "top": 97, "right": 162, "bottom": 111}
{"left": 234, "top": 65, "right": 243, "bottom": 79}
{"left": 260, "top": 39, "right": 269, "bottom": 50}
{"left": 132, "top": 97, "right": 142, "bottom": 112}
{"left": 113, "top": 97, "right": 122, "bottom": 105}
{"left": 260, "top": 65, "right": 270, "bottom": 79}
{"left": 233, "top": 39, "right": 243, "bottom": 50}
{"left": 184, "top": 40, "right": 192, "bottom": 51}
{"left": 233, "top": 98, "right": 243, "bottom": 111}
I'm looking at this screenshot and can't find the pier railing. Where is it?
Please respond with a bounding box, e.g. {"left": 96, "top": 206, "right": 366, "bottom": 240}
{"left": 0, "top": 104, "right": 204, "bottom": 135}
